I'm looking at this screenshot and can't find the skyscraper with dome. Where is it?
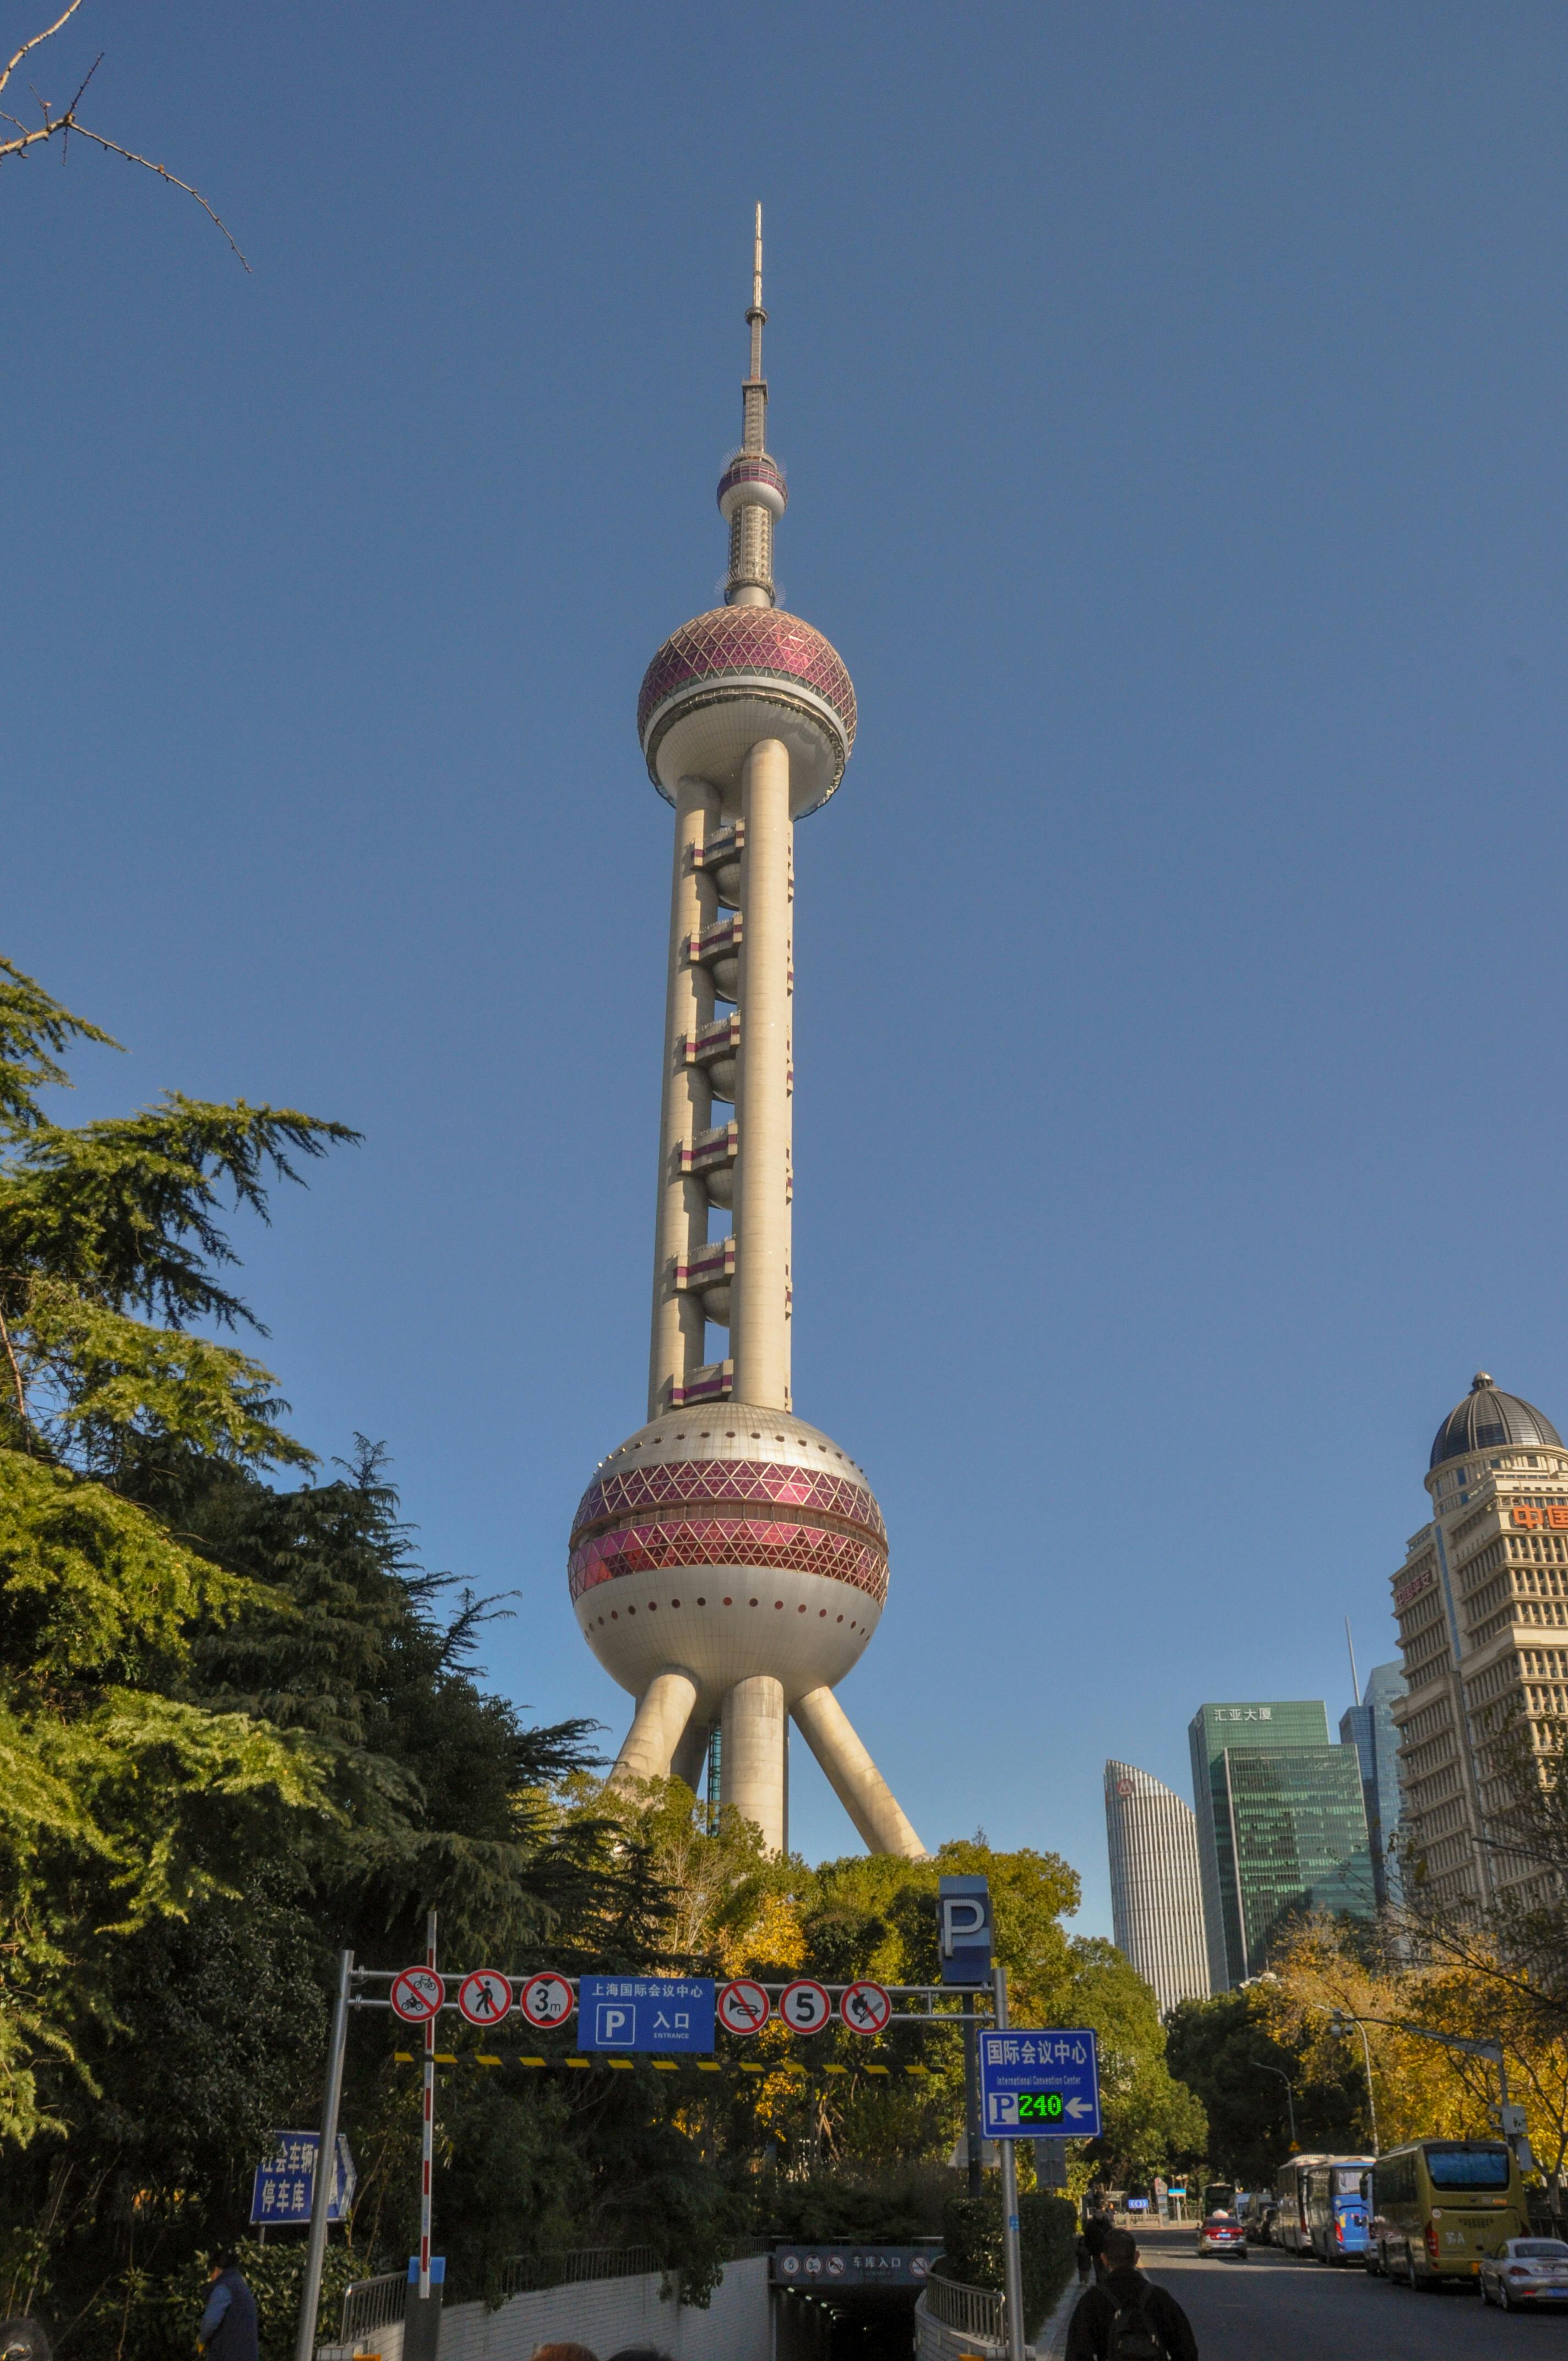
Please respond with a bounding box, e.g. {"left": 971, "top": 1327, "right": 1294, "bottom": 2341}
{"left": 1390, "top": 1372, "right": 1568, "bottom": 1905}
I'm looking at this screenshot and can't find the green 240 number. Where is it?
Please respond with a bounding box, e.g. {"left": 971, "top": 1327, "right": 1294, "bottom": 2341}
{"left": 1018, "top": 2092, "right": 1064, "bottom": 2121}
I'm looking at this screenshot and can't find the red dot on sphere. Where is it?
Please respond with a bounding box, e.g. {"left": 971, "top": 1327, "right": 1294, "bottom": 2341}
{"left": 750, "top": 1597, "right": 759, "bottom": 1606}
{"left": 671, "top": 1598, "right": 680, "bottom": 1607}
{"left": 722, "top": 1596, "right": 732, "bottom": 1606}
{"left": 797, "top": 1605, "right": 807, "bottom": 1614}
{"left": 819, "top": 1609, "right": 827, "bottom": 1617}
{"left": 775, "top": 1601, "right": 783, "bottom": 1610}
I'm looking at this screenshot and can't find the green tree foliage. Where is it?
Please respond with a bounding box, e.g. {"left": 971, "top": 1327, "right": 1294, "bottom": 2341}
{"left": 940, "top": 2184, "right": 1077, "bottom": 2337}
{"left": 0, "top": 962, "right": 743, "bottom": 2347}
{"left": 1164, "top": 1984, "right": 1363, "bottom": 2185}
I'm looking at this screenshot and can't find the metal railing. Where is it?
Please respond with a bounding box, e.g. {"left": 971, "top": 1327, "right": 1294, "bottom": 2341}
{"left": 921, "top": 2266, "right": 1005, "bottom": 2347}
{"left": 498, "top": 2246, "right": 660, "bottom": 2300}
{"left": 339, "top": 2274, "right": 406, "bottom": 2350}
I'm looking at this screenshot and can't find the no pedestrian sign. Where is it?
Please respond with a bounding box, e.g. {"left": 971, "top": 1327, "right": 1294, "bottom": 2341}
{"left": 458, "top": 1970, "right": 513, "bottom": 2027}
{"left": 577, "top": 1975, "right": 715, "bottom": 2054}
{"left": 979, "top": 2028, "right": 1101, "bottom": 2140}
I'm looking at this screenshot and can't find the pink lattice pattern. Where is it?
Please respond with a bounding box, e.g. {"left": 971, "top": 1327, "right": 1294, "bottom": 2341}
{"left": 638, "top": 608, "right": 857, "bottom": 746}
{"left": 569, "top": 1515, "right": 888, "bottom": 1604}
{"left": 572, "top": 1456, "right": 885, "bottom": 1545}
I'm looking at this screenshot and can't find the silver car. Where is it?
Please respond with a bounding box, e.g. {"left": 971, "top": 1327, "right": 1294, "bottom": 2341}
{"left": 1480, "top": 2238, "right": 1568, "bottom": 2311}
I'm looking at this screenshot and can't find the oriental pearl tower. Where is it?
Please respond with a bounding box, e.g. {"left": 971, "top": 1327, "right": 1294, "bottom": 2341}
{"left": 567, "top": 212, "right": 924, "bottom": 1860}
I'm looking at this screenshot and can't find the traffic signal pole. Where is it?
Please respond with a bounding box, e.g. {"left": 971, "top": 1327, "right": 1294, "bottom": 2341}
{"left": 993, "top": 1962, "right": 1026, "bottom": 2361}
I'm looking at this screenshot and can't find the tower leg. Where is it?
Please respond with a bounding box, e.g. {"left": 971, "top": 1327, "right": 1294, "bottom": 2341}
{"left": 670, "top": 1717, "right": 710, "bottom": 1796}
{"left": 792, "top": 1685, "right": 927, "bottom": 1859}
{"left": 721, "top": 1674, "right": 787, "bottom": 1853}
{"left": 609, "top": 1669, "right": 698, "bottom": 1789}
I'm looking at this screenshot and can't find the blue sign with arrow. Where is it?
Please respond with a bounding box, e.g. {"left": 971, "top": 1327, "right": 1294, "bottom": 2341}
{"left": 978, "top": 2028, "right": 1101, "bottom": 2140}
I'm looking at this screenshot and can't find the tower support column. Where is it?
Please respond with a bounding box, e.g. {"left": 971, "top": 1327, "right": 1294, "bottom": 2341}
{"left": 732, "top": 737, "right": 792, "bottom": 1410}
{"left": 649, "top": 776, "right": 718, "bottom": 1417}
{"left": 721, "top": 1673, "right": 787, "bottom": 1853}
{"left": 792, "top": 1685, "right": 927, "bottom": 1858}
{"left": 609, "top": 1669, "right": 699, "bottom": 1789}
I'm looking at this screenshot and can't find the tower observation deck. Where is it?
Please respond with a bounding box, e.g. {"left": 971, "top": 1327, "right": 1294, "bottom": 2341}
{"left": 567, "top": 213, "right": 924, "bottom": 1860}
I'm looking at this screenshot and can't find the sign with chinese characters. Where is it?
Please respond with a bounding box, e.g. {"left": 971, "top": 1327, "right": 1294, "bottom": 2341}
{"left": 1208, "top": 1707, "right": 1275, "bottom": 1726}
{"left": 1393, "top": 1566, "right": 1436, "bottom": 1612}
{"left": 576, "top": 1974, "right": 715, "bottom": 2054}
{"left": 979, "top": 2029, "right": 1101, "bottom": 2141}
{"left": 249, "top": 2131, "right": 356, "bottom": 2225}
{"left": 1511, "top": 1503, "right": 1568, "bottom": 1531}
{"left": 770, "top": 2246, "right": 938, "bottom": 2287}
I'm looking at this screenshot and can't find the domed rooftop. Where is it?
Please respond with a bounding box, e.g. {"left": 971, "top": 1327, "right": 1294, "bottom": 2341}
{"left": 1429, "top": 1372, "right": 1562, "bottom": 1470}
{"left": 638, "top": 606, "right": 856, "bottom": 812}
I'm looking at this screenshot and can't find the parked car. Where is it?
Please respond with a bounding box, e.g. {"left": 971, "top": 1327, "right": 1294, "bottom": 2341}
{"left": 1480, "top": 2239, "right": 1568, "bottom": 2311}
{"left": 1197, "top": 2213, "right": 1248, "bottom": 2260}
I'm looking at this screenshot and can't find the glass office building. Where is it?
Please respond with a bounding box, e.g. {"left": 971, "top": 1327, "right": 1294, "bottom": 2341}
{"left": 1189, "top": 1701, "right": 1375, "bottom": 1987}
{"left": 1340, "top": 1661, "right": 1407, "bottom": 1907}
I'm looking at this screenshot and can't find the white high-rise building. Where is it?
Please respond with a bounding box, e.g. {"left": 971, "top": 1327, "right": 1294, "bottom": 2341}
{"left": 1104, "top": 1760, "right": 1211, "bottom": 2014}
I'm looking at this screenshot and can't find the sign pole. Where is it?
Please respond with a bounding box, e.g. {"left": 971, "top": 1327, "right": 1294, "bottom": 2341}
{"left": 963, "top": 1992, "right": 982, "bottom": 2199}
{"left": 993, "top": 1963, "right": 1026, "bottom": 2361}
{"left": 292, "top": 1948, "right": 354, "bottom": 2361}
{"left": 420, "top": 1909, "right": 437, "bottom": 2299}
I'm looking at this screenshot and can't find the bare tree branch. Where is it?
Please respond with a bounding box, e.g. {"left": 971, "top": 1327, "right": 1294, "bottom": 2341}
{"left": 0, "top": 6, "right": 248, "bottom": 268}
{"left": 0, "top": 0, "right": 83, "bottom": 103}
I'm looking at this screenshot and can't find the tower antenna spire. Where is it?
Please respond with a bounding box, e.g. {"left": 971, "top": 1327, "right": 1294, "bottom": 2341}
{"left": 719, "top": 202, "right": 785, "bottom": 603}
{"left": 1345, "top": 1614, "right": 1360, "bottom": 1709}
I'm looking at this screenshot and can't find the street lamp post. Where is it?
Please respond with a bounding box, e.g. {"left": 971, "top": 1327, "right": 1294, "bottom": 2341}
{"left": 1327, "top": 2012, "right": 1380, "bottom": 2153}
{"left": 1257, "top": 2063, "right": 1297, "bottom": 2147}
{"left": 1335, "top": 2012, "right": 1528, "bottom": 2169}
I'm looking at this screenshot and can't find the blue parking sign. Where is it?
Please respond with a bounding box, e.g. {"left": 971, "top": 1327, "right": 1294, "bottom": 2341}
{"left": 249, "top": 2131, "right": 357, "bottom": 2224}
{"left": 979, "top": 2029, "right": 1101, "bottom": 2140}
{"left": 576, "top": 1976, "right": 715, "bottom": 2054}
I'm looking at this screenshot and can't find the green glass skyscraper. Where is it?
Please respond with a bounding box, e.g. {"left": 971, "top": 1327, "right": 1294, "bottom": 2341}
{"left": 1189, "top": 1701, "right": 1375, "bottom": 1988}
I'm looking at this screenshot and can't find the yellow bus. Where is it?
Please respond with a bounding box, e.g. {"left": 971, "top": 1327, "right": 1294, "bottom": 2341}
{"left": 1368, "top": 2140, "right": 1527, "bottom": 2287}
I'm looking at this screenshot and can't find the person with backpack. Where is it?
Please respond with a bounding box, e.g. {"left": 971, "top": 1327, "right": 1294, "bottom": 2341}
{"left": 1064, "top": 2227, "right": 1198, "bottom": 2361}
{"left": 1082, "top": 2206, "right": 1113, "bottom": 2284}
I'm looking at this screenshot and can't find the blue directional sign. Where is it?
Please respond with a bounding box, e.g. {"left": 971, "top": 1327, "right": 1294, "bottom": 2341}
{"left": 250, "top": 2131, "right": 357, "bottom": 2224}
{"left": 979, "top": 2028, "right": 1101, "bottom": 2140}
{"left": 576, "top": 1975, "right": 715, "bottom": 2054}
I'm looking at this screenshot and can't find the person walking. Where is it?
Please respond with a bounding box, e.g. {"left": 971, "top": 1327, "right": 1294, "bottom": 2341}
{"left": 1082, "top": 2207, "right": 1112, "bottom": 2286}
{"left": 1064, "top": 2227, "right": 1197, "bottom": 2361}
{"left": 195, "top": 2256, "right": 257, "bottom": 2361}
{"left": 1075, "top": 2230, "right": 1093, "bottom": 2287}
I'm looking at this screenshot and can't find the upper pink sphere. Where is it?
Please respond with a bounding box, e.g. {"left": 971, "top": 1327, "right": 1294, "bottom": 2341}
{"left": 638, "top": 607, "right": 857, "bottom": 815}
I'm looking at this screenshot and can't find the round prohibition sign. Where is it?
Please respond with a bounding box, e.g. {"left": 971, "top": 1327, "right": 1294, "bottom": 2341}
{"left": 840, "top": 1980, "right": 892, "bottom": 2037}
{"left": 518, "top": 1971, "right": 574, "bottom": 2029}
{"left": 778, "top": 1979, "right": 832, "bottom": 2036}
{"left": 390, "top": 1966, "right": 444, "bottom": 2023}
{"left": 457, "top": 1969, "right": 514, "bottom": 2027}
{"left": 717, "top": 1979, "right": 771, "bottom": 2036}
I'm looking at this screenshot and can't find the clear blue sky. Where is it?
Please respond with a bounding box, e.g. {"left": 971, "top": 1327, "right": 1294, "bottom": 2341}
{"left": 8, "top": 2, "right": 1568, "bottom": 1939}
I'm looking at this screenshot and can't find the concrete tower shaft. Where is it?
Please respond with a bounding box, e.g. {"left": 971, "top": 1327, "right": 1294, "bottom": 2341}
{"left": 572, "top": 214, "right": 923, "bottom": 1862}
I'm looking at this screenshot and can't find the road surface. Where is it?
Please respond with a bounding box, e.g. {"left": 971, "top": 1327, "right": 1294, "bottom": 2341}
{"left": 1108, "top": 2222, "right": 1568, "bottom": 2357}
